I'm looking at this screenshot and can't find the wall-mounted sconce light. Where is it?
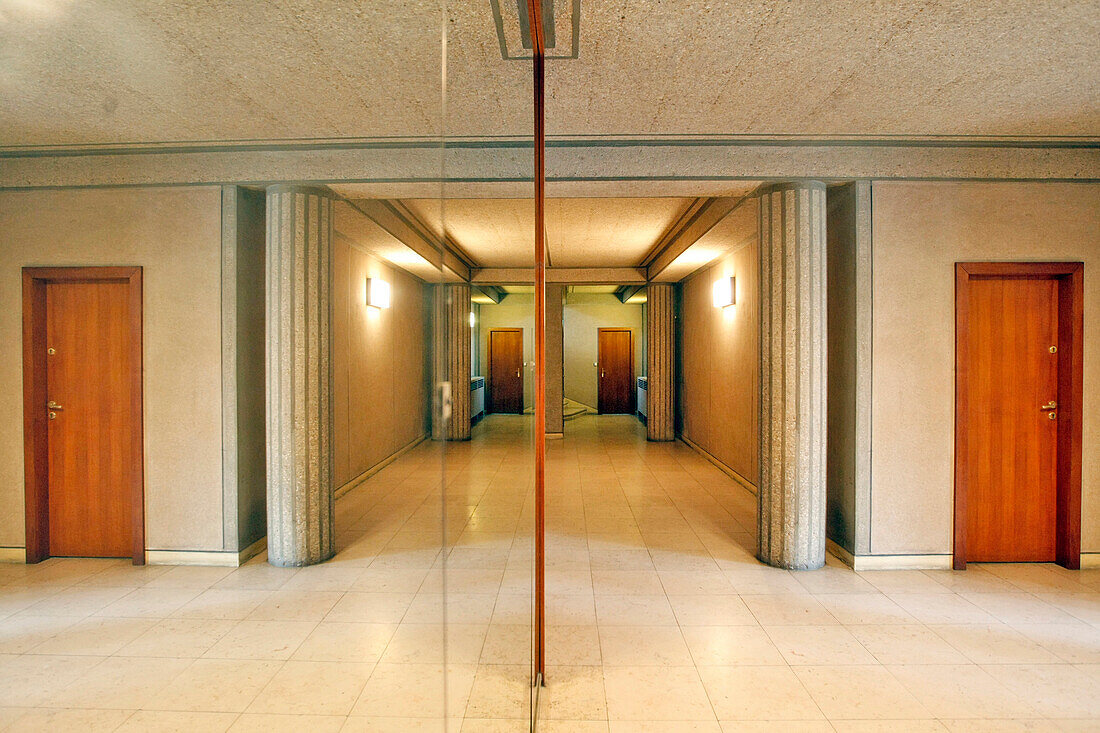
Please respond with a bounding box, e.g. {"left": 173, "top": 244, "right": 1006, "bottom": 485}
{"left": 469, "top": 311, "right": 476, "bottom": 328}
{"left": 712, "top": 276, "right": 736, "bottom": 308}
{"left": 366, "top": 277, "right": 391, "bottom": 309}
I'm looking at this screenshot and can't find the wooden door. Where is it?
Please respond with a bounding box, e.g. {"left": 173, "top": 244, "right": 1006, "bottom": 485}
{"left": 23, "top": 267, "right": 144, "bottom": 563}
{"left": 489, "top": 329, "right": 524, "bottom": 414}
{"left": 963, "top": 276, "right": 1059, "bottom": 562}
{"left": 46, "top": 281, "right": 134, "bottom": 557}
{"left": 598, "top": 328, "right": 635, "bottom": 414}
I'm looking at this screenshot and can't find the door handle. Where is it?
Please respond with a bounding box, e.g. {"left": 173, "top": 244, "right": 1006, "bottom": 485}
{"left": 1040, "top": 401, "right": 1057, "bottom": 411}
{"left": 46, "top": 401, "right": 63, "bottom": 411}
{"left": 601, "top": 370, "right": 605, "bottom": 378}
{"left": 515, "top": 369, "right": 520, "bottom": 378}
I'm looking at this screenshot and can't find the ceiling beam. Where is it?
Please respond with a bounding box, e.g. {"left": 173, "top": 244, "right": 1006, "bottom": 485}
{"left": 615, "top": 285, "right": 645, "bottom": 303}
{"left": 475, "top": 285, "right": 507, "bottom": 303}
{"left": 472, "top": 267, "right": 646, "bottom": 285}
{"left": 643, "top": 195, "right": 752, "bottom": 281}
{"left": 344, "top": 198, "right": 473, "bottom": 282}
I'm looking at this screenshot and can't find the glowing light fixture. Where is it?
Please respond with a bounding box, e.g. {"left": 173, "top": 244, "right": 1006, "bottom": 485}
{"left": 366, "top": 278, "right": 391, "bottom": 309}
{"left": 469, "top": 311, "right": 476, "bottom": 328}
{"left": 712, "top": 276, "right": 736, "bottom": 308}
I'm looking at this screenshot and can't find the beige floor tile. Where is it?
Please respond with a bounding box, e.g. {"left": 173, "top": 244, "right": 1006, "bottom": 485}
{"left": 351, "top": 663, "right": 475, "bottom": 718}
{"left": 830, "top": 723, "right": 947, "bottom": 733}
{"left": 763, "top": 625, "right": 877, "bottom": 665}
{"left": 340, "top": 716, "right": 462, "bottom": 732}
{"left": 0, "top": 653, "right": 103, "bottom": 707}
{"left": 27, "top": 615, "right": 154, "bottom": 655}
{"left": 930, "top": 623, "right": 1061, "bottom": 664}
{"left": 248, "top": 660, "right": 373, "bottom": 715}
{"left": 146, "top": 566, "right": 236, "bottom": 590}
{"left": 547, "top": 594, "right": 599, "bottom": 626}
{"left": 350, "top": 568, "right": 429, "bottom": 594}
{"left": 961, "top": 592, "right": 1083, "bottom": 625}
{"left": 20, "top": 584, "right": 133, "bottom": 617}
{"left": 118, "top": 617, "right": 236, "bottom": 658}
{"left": 592, "top": 571, "right": 665, "bottom": 596}
{"left": 114, "top": 710, "right": 238, "bottom": 732}
{"left": 886, "top": 664, "right": 1040, "bottom": 719}
{"left": 741, "top": 595, "right": 838, "bottom": 626}
{"left": 228, "top": 713, "right": 347, "bottom": 732}
{"left": 980, "top": 663, "right": 1100, "bottom": 719}
{"left": 599, "top": 626, "right": 693, "bottom": 666}
{"left": 681, "top": 626, "right": 785, "bottom": 666}
{"left": 481, "top": 623, "right": 533, "bottom": 664}
{"left": 546, "top": 625, "right": 602, "bottom": 666}
{"left": 326, "top": 592, "right": 415, "bottom": 624}
{"left": 48, "top": 655, "right": 191, "bottom": 709}
{"left": 542, "top": 665, "right": 607, "bottom": 720}
{"left": 464, "top": 664, "right": 531, "bottom": 719}
{"left": 0, "top": 613, "right": 81, "bottom": 653}
{"left": 793, "top": 665, "right": 931, "bottom": 719}
{"left": 2, "top": 707, "right": 133, "bottom": 732}
{"left": 697, "top": 665, "right": 823, "bottom": 721}
{"left": 292, "top": 621, "right": 396, "bottom": 663}
{"left": 405, "top": 593, "right": 497, "bottom": 625}
{"left": 719, "top": 723, "right": 833, "bottom": 732}
{"left": 814, "top": 593, "right": 917, "bottom": 625}
{"left": 603, "top": 666, "right": 715, "bottom": 721}
{"left": 1014, "top": 623, "right": 1100, "bottom": 663}
{"left": 203, "top": 619, "right": 317, "bottom": 660}
{"left": 887, "top": 593, "right": 997, "bottom": 625}
{"left": 848, "top": 625, "right": 971, "bottom": 665}
{"left": 382, "top": 623, "right": 487, "bottom": 664}
{"left": 173, "top": 589, "right": 273, "bottom": 620}
{"left": 594, "top": 595, "right": 678, "bottom": 626}
{"left": 212, "top": 562, "right": 298, "bottom": 591}
{"left": 146, "top": 658, "right": 282, "bottom": 712}
{"left": 666, "top": 594, "right": 757, "bottom": 627}
{"left": 658, "top": 571, "right": 736, "bottom": 596}
{"left": 95, "top": 587, "right": 203, "bottom": 618}
{"left": 247, "top": 590, "right": 343, "bottom": 621}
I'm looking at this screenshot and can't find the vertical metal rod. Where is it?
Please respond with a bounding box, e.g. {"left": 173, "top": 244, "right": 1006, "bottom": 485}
{"left": 527, "top": 0, "right": 547, "bottom": 683}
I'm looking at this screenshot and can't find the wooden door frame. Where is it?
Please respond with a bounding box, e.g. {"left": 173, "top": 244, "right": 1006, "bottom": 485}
{"left": 487, "top": 328, "right": 524, "bottom": 415}
{"left": 22, "top": 266, "right": 145, "bottom": 565}
{"left": 597, "top": 327, "right": 635, "bottom": 414}
{"left": 954, "top": 261, "right": 1083, "bottom": 570}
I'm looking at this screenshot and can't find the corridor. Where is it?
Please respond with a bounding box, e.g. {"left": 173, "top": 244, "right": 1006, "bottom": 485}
{"left": 1, "top": 416, "right": 1099, "bottom": 731}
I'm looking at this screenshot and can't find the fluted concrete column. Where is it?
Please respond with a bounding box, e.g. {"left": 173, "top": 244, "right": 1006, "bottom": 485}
{"left": 758, "top": 182, "right": 827, "bottom": 570}
{"left": 432, "top": 284, "right": 472, "bottom": 441}
{"left": 265, "top": 185, "right": 336, "bottom": 567}
{"left": 545, "top": 284, "right": 564, "bottom": 436}
{"left": 646, "top": 283, "right": 675, "bottom": 441}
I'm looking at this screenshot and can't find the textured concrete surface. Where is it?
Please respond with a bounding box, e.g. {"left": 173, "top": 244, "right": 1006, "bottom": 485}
{"left": 646, "top": 283, "right": 675, "bottom": 441}
{"left": 758, "top": 182, "right": 828, "bottom": 570}
{"left": 0, "top": 187, "right": 225, "bottom": 552}
{"left": 265, "top": 185, "right": 336, "bottom": 567}
{"left": 870, "top": 181, "right": 1100, "bottom": 556}
{"left": 1, "top": 2, "right": 1096, "bottom": 145}
{"left": 432, "top": 284, "right": 472, "bottom": 441}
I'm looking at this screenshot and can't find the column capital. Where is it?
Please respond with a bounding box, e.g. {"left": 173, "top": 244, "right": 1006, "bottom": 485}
{"left": 265, "top": 183, "right": 337, "bottom": 199}
{"left": 756, "top": 180, "right": 827, "bottom": 196}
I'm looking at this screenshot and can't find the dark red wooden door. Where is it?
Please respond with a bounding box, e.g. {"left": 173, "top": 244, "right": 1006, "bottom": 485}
{"left": 489, "top": 329, "right": 524, "bottom": 414}
{"left": 46, "top": 281, "right": 134, "bottom": 557}
{"left": 598, "top": 328, "right": 635, "bottom": 414}
{"left": 965, "top": 276, "right": 1059, "bottom": 561}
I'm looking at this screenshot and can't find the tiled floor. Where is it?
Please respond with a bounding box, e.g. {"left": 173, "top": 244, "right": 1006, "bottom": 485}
{"left": 2, "top": 414, "right": 1099, "bottom": 732}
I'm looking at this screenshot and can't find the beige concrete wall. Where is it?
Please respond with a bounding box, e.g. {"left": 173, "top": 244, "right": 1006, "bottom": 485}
{"left": 871, "top": 181, "right": 1100, "bottom": 555}
{"left": 563, "top": 294, "right": 644, "bottom": 410}
{"left": 679, "top": 239, "right": 760, "bottom": 484}
{"left": 333, "top": 238, "right": 429, "bottom": 486}
{"left": 0, "top": 187, "right": 225, "bottom": 551}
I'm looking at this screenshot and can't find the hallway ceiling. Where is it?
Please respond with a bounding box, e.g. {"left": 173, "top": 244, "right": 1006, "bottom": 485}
{"left": 1, "top": 0, "right": 1097, "bottom": 148}
{"left": 397, "top": 197, "right": 695, "bottom": 268}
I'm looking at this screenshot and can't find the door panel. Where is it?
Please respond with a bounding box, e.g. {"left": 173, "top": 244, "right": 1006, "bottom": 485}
{"left": 965, "top": 277, "right": 1058, "bottom": 562}
{"left": 46, "top": 281, "right": 133, "bottom": 557}
{"left": 489, "top": 329, "right": 523, "bottom": 414}
{"left": 598, "top": 328, "right": 634, "bottom": 414}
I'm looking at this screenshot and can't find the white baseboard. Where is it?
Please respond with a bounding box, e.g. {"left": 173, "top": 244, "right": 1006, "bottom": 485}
{"left": 827, "top": 539, "right": 953, "bottom": 570}
{"left": 146, "top": 536, "right": 267, "bottom": 567}
{"left": 0, "top": 547, "right": 26, "bottom": 563}
{"left": 1080, "top": 553, "right": 1100, "bottom": 569}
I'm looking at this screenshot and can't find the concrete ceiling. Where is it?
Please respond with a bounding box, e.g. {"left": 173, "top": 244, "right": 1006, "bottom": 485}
{"left": 2, "top": 0, "right": 1097, "bottom": 148}
{"left": 397, "top": 197, "right": 696, "bottom": 268}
